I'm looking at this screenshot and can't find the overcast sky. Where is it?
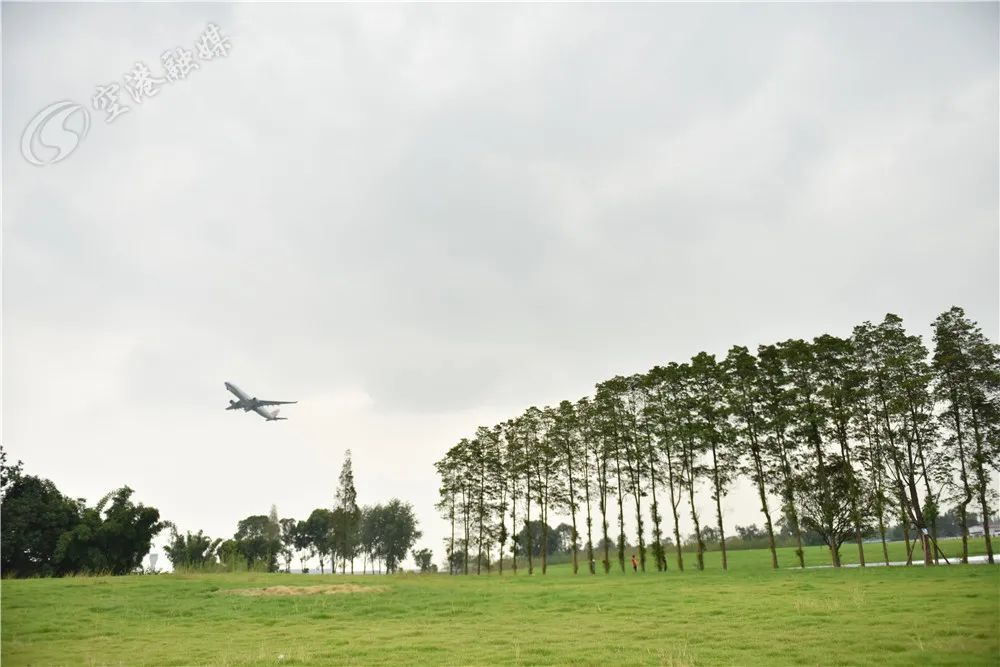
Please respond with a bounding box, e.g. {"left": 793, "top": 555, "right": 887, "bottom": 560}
{"left": 3, "top": 3, "right": 997, "bottom": 571}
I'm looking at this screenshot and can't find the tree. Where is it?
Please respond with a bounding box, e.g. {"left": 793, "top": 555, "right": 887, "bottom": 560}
{"left": 515, "top": 410, "right": 540, "bottom": 574}
{"left": 377, "top": 499, "right": 421, "bottom": 573}
{"left": 780, "top": 338, "right": 842, "bottom": 567}
{"left": 647, "top": 364, "right": 688, "bottom": 571}
{"left": 482, "top": 425, "right": 510, "bottom": 575}
{"left": 671, "top": 363, "right": 708, "bottom": 571}
{"left": 854, "top": 374, "right": 895, "bottom": 566}
{"left": 266, "top": 504, "right": 281, "bottom": 567}
{"left": 55, "top": 486, "right": 166, "bottom": 575}
{"left": 469, "top": 429, "right": 492, "bottom": 575}
{"left": 530, "top": 406, "right": 563, "bottom": 575}
{"left": 586, "top": 394, "right": 615, "bottom": 574}
{"left": 690, "top": 352, "right": 736, "bottom": 570}
{"left": 0, "top": 445, "right": 24, "bottom": 494}
{"left": 234, "top": 514, "right": 282, "bottom": 572}
{"left": 334, "top": 450, "right": 362, "bottom": 573}
{"left": 503, "top": 419, "right": 522, "bottom": 575}
{"left": 794, "top": 455, "right": 872, "bottom": 566}
{"left": 430, "top": 305, "right": 998, "bottom": 574}
{"left": 634, "top": 377, "right": 667, "bottom": 572}
{"left": 359, "top": 505, "right": 382, "bottom": 573}
{"left": 724, "top": 346, "right": 779, "bottom": 569}
{"left": 514, "top": 520, "right": 561, "bottom": 558}
{"left": 595, "top": 382, "right": 629, "bottom": 573}
{"left": 412, "top": 547, "right": 435, "bottom": 572}
{"left": 293, "top": 519, "right": 316, "bottom": 572}
{"left": 434, "top": 445, "right": 462, "bottom": 575}
{"left": 757, "top": 344, "right": 806, "bottom": 568}
{"left": 303, "top": 509, "right": 335, "bottom": 574}
{"left": 813, "top": 334, "right": 868, "bottom": 566}
{"left": 163, "top": 528, "right": 222, "bottom": 570}
{"left": 217, "top": 539, "right": 241, "bottom": 570}
{"left": 576, "top": 397, "right": 599, "bottom": 574}
{"left": 932, "top": 306, "right": 1000, "bottom": 564}
{"left": 854, "top": 315, "right": 940, "bottom": 565}
{"left": 1, "top": 475, "right": 80, "bottom": 576}
{"left": 279, "top": 518, "right": 298, "bottom": 572}
{"left": 617, "top": 376, "right": 650, "bottom": 572}
{"left": 554, "top": 401, "right": 583, "bottom": 573}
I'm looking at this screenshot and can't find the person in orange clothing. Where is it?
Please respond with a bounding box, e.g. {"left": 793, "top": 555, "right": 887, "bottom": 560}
{"left": 631, "top": 553, "right": 638, "bottom": 572}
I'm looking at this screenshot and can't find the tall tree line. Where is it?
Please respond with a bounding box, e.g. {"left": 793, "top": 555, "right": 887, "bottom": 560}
{"left": 434, "top": 307, "right": 999, "bottom": 572}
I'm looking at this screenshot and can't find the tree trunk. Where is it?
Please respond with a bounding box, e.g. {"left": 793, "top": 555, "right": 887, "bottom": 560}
{"left": 683, "top": 436, "right": 705, "bottom": 571}
{"left": 839, "top": 436, "right": 866, "bottom": 568}
{"left": 647, "top": 444, "right": 666, "bottom": 571}
{"left": 614, "top": 450, "right": 627, "bottom": 573}
{"left": 978, "top": 485, "right": 995, "bottom": 564}
{"left": 599, "top": 451, "right": 611, "bottom": 574}
{"left": 709, "top": 440, "right": 728, "bottom": 571}
{"left": 631, "top": 460, "right": 647, "bottom": 572}
{"left": 777, "top": 443, "right": 805, "bottom": 568}
{"left": 969, "top": 405, "right": 994, "bottom": 564}
{"left": 664, "top": 445, "right": 684, "bottom": 571}
{"left": 829, "top": 541, "right": 841, "bottom": 568}
{"left": 525, "top": 469, "right": 533, "bottom": 575}
{"left": 510, "top": 482, "right": 517, "bottom": 575}
{"left": 751, "top": 452, "right": 778, "bottom": 569}
{"left": 900, "top": 502, "right": 913, "bottom": 566}
{"left": 541, "top": 488, "right": 549, "bottom": 575}
{"left": 584, "top": 447, "right": 595, "bottom": 575}
{"left": 876, "top": 507, "right": 890, "bottom": 567}
{"left": 477, "top": 468, "right": 486, "bottom": 575}
{"left": 462, "top": 488, "right": 471, "bottom": 575}
{"left": 567, "top": 449, "right": 579, "bottom": 575}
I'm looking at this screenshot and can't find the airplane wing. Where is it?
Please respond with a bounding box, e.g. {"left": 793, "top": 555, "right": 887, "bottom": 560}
{"left": 255, "top": 400, "right": 297, "bottom": 407}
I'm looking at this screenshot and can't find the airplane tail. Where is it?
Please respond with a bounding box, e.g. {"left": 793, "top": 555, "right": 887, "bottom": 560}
{"left": 269, "top": 409, "right": 287, "bottom": 421}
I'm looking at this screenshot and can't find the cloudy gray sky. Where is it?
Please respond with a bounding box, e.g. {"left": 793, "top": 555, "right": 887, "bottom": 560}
{"left": 4, "top": 3, "right": 997, "bottom": 570}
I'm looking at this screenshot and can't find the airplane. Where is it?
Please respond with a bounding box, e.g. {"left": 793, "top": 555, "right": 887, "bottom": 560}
{"left": 224, "top": 382, "right": 297, "bottom": 421}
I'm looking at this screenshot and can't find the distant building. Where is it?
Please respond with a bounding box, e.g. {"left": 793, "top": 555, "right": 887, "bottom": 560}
{"left": 968, "top": 522, "right": 1000, "bottom": 537}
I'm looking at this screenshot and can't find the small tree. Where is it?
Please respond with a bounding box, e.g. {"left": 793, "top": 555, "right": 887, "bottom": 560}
{"left": 234, "top": 514, "right": 282, "bottom": 572}
{"left": 334, "top": 450, "right": 362, "bottom": 573}
{"left": 1, "top": 475, "right": 80, "bottom": 576}
{"left": 279, "top": 518, "right": 297, "bottom": 572}
{"left": 304, "top": 509, "right": 335, "bottom": 574}
{"left": 794, "top": 456, "right": 871, "bottom": 567}
{"left": 293, "top": 519, "right": 315, "bottom": 572}
{"left": 412, "top": 547, "right": 435, "bottom": 572}
{"left": 163, "top": 527, "right": 222, "bottom": 570}
{"left": 56, "top": 486, "right": 166, "bottom": 575}
{"left": 378, "top": 499, "right": 422, "bottom": 573}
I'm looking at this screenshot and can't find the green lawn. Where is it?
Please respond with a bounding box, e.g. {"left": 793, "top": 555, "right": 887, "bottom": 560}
{"left": 2, "top": 539, "right": 998, "bottom": 666}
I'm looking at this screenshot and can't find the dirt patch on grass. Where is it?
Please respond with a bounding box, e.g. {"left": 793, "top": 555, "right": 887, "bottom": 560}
{"left": 222, "top": 584, "right": 388, "bottom": 597}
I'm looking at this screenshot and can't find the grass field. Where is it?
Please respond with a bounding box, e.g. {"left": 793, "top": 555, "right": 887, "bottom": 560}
{"left": 2, "top": 539, "right": 997, "bottom": 666}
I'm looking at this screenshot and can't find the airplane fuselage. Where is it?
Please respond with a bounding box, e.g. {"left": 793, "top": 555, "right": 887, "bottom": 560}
{"left": 224, "top": 382, "right": 294, "bottom": 421}
{"left": 224, "top": 382, "right": 255, "bottom": 410}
